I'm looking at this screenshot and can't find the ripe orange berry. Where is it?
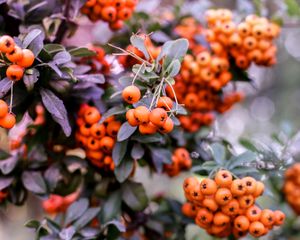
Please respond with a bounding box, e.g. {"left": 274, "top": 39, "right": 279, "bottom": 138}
{"left": 202, "top": 197, "right": 218, "bottom": 212}
{"left": 134, "top": 106, "right": 150, "bottom": 124}
{"left": 122, "top": 85, "right": 141, "bottom": 104}
{"left": 106, "top": 121, "right": 121, "bottom": 137}
{"left": 200, "top": 178, "right": 218, "bottom": 195}
{"left": 84, "top": 107, "right": 101, "bottom": 125}
{"left": 190, "top": 188, "right": 204, "bottom": 203}
{"left": 157, "top": 96, "right": 173, "bottom": 111}
{"left": 196, "top": 51, "right": 211, "bottom": 67}
{"left": 86, "top": 150, "right": 104, "bottom": 161}
{"left": 234, "top": 215, "right": 250, "bottom": 231}
{"left": 158, "top": 117, "right": 174, "bottom": 134}
{"left": 6, "top": 64, "right": 24, "bottom": 81}
{"left": 85, "top": 0, "right": 96, "bottom": 7}
{"left": 0, "top": 100, "right": 8, "bottom": 118}
{"left": 101, "top": 6, "right": 117, "bottom": 22}
{"left": 87, "top": 137, "right": 100, "bottom": 151}
{"left": 117, "top": 7, "right": 132, "bottom": 20}
{"left": 242, "top": 177, "right": 257, "bottom": 194}
{"left": 253, "top": 181, "right": 264, "bottom": 197}
{"left": 260, "top": 209, "right": 275, "bottom": 227}
{"left": 6, "top": 46, "right": 23, "bottom": 63}
{"left": 139, "top": 122, "right": 157, "bottom": 135}
{"left": 79, "top": 123, "right": 91, "bottom": 137}
{"left": 0, "top": 113, "right": 16, "bottom": 129}
{"left": 249, "top": 221, "right": 265, "bottom": 237}
{"left": 99, "top": 136, "right": 115, "bottom": 153}
{"left": 273, "top": 210, "right": 285, "bottom": 226}
{"left": 214, "top": 170, "right": 232, "bottom": 188}
{"left": 196, "top": 208, "right": 214, "bottom": 225}
{"left": 243, "top": 36, "right": 257, "bottom": 50}
{"left": 213, "top": 211, "right": 230, "bottom": 226}
{"left": 149, "top": 108, "right": 168, "bottom": 127}
{"left": 109, "top": 20, "right": 124, "bottom": 31}
{"left": 246, "top": 205, "right": 262, "bottom": 222}
{"left": 215, "top": 188, "right": 232, "bottom": 206}
{"left": 90, "top": 123, "right": 106, "bottom": 139}
{"left": 183, "top": 177, "right": 199, "bottom": 193}
{"left": 238, "top": 195, "right": 254, "bottom": 209}
{"left": 16, "top": 49, "right": 35, "bottom": 68}
{"left": 221, "top": 199, "right": 240, "bottom": 216}
{"left": 126, "top": 109, "right": 139, "bottom": 126}
{"left": 182, "top": 202, "right": 197, "bottom": 218}
{"left": 0, "top": 35, "right": 15, "bottom": 53}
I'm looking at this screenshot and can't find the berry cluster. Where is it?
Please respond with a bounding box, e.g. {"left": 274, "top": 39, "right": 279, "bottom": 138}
{"left": 75, "top": 104, "right": 121, "bottom": 171}
{"left": 123, "top": 86, "right": 174, "bottom": 135}
{"left": 81, "top": 0, "right": 138, "bottom": 31}
{"left": 205, "top": 9, "right": 280, "bottom": 68}
{"left": 0, "top": 100, "right": 16, "bottom": 129}
{"left": 182, "top": 170, "right": 285, "bottom": 238}
{"left": 42, "top": 193, "right": 78, "bottom": 214}
{"left": 0, "top": 35, "right": 34, "bottom": 81}
{"left": 166, "top": 52, "right": 243, "bottom": 132}
{"left": 163, "top": 148, "right": 192, "bottom": 177}
{"left": 283, "top": 163, "right": 300, "bottom": 214}
{"left": 79, "top": 45, "right": 110, "bottom": 75}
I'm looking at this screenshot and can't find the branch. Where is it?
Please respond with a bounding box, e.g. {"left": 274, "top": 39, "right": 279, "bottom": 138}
{"left": 53, "top": 0, "right": 72, "bottom": 43}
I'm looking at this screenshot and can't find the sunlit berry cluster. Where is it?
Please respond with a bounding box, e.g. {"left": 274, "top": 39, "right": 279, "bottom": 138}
{"left": 75, "top": 104, "right": 121, "bottom": 171}
{"left": 163, "top": 148, "right": 192, "bottom": 177}
{"left": 166, "top": 52, "right": 243, "bottom": 132}
{"left": 0, "top": 99, "right": 16, "bottom": 129}
{"left": 205, "top": 9, "right": 280, "bottom": 68}
{"left": 0, "top": 35, "right": 34, "bottom": 81}
{"left": 283, "top": 163, "right": 300, "bottom": 215}
{"left": 42, "top": 192, "right": 78, "bottom": 215}
{"left": 182, "top": 170, "right": 285, "bottom": 238}
{"left": 81, "top": 0, "right": 138, "bottom": 31}
{"left": 79, "top": 45, "right": 110, "bottom": 75}
{"left": 123, "top": 86, "right": 174, "bottom": 135}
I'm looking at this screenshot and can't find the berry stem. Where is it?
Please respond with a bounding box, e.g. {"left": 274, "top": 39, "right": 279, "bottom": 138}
{"left": 9, "top": 81, "right": 14, "bottom": 113}
{"left": 132, "top": 62, "right": 145, "bottom": 85}
{"left": 165, "top": 78, "right": 179, "bottom": 113}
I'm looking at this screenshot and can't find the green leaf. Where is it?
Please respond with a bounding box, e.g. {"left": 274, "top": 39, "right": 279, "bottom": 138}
{"left": 163, "top": 38, "right": 189, "bottom": 67}
{"left": 22, "top": 29, "right": 42, "bottom": 48}
{"left": 112, "top": 140, "right": 128, "bottom": 166}
{"left": 103, "top": 220, "right": 125, "bottom": 232}
{"left": 130, "top": 34, "right": 150, "bottom": 59}
{"left": 59, "top": 226, "right": 76, "bottom": 240}
{"left": 166, "top": 59, "right": 181, "bottom": 77}
{"left": 122, "top": 181, "right": 148, "bottom": 211}
{"left": 25, "top": 220, "right": 40, "bottom": 229}
{"left": 131, "top": 143, "right": 145, "bottom": 159}
{"left": 240, "top": 138, "right": 260, "bottom": 152}
{"left": 150, "top": 147, "right": 172, "bottom": 173}
{"left": 53, "top": 51, "right": 72, "bottom": 65}
{"left": 191, "top": 161, "right": 218, "bottom": 172}
{"left": 99, "top": 106, "right": 126, "bottom": 124}
{"left": 0, "top": 78, "right": 12, "bottom": 98}
{"left": 73, "top": 207, "right": 101, "bottom": 230}
{"left": 0, "top": 155, "right": 18, "bottom": 175}
{"left": 285, "top": 0, "right": 300, "bottom": 16}
{"left": 210, "top": 143, "right": 226, "bottom": 165}
{"left": 232, "top": 167, "right": 259, "bottom": 176}
{"left": 44, "top": 44, "right": 65, "bottom": 55}
{"left": 100, "top": 191, "right": 122, "bottom": 223}
{"left": 22, "top": 171, "right": 47, "bottom": 194}
{"left": 131, "top": 133, "right": 163, "bottom": 143}
{"left": 68, "top": 47, "right": 96, "bottom": 57}
{"left": 227, "top": 151, "right": 257, "bottom": 170}
{"left": 23, "top": 68, "right": 40, "bottom": 91}
{"left": 114, "top": 156, "right": 134, "bottom": 183}
{"left": 117, "top": 122, "right": 137, "bottom": 141}
{"left": 65, "top": 198, "right": 89, "bottom": 225}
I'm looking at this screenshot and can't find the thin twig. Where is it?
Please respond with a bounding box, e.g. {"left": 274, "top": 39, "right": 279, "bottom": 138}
{"left": 165, "top": 79, "right": 179, "bottom": 114}
{"left": 132, "top": 62, "right": 145, "bottom": 85}
{"left": 9, "top": 81, "right": 14, "bottom": 113}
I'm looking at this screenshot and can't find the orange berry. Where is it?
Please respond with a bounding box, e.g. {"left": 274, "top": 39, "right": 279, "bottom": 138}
{"left": 157, "top": 96, "right": 173, "bottom": 110}
{"left": 79, "top": 123, "right": 91, "bottom": 137}
{"left": 16, "top": 49, "right": 35, "bottom": 68}
{"left": 101, "top": 6, "right": 117, "bottom": 22}
{"left": 86, "top": 150, "right": 104, "bottom": 162}
{"left": 0, "top": 113, "right": 16, "bottom": 129}
{"left": 134, "top": 106, "right": 150, "bottom": 124}
{"left": 85, "top": 0, "right": 96, "bottom": 7}
{"left": 253, "top": 181, "right": 264, "bottom": 197}
{"left": 84, "top": 107, "right": 101, "bottom": 125}
{"left": 214, "top": 170, "right": 232, "bottom": 188}
{"left": 234, "top": 215, "right": 250, "bottom": 231}
{"left": 273, "top": 210, "right": 285, "bottom": 226}
{"left": 0, "top": 35, "right": 15, "bottom": 54}
{"left": 139, "top": 122, "right": 157, "bottom": 135}
{"left": 221, "top": 199, "right": 240, "bottom": 216}
{"left": 181, "top": 202, "right": 197, "bottom": 218}
{"left": 90, "top": 123, "right": 106, "bottom": 139}
{"left": 215, "top": 188, "right": 232, "bottom": 206}
{"left": 99, "top": 136, "right": 115, "bottom": 153}
{"left": 260, "top": 209, "right": 275, "bottom": 227}
{"left": 238, "top": 195, "right": 254, "bottom": 209}
{"left": 243, "top": 36, "right": 257, "bottom": 50}
{"left": 196, "top": 208, "right": 214, "bottom": 225}
{"left": 249, "top": 221, "right": 265, "bottom": 237}
{"left": 106, "top": 121, "right": 121, "bottom": 137}
{"left": 6, "top": 64, "right": 24, "bottom": 81}
{"left": 109, "top": 20, "right": 124, "bottom": 31}
{"left": 202, "top": 197, "right": 219, "bottom": 212}
{"left": 126, "top": 109, "right": 139, "bottom": 126}
{"left": 246, "top": 205, "right": 262, "bottom": 222}
{"left": 117, "top": 7, "right": 132, "bottom": 20}
{"left": 200, "top": 178, "right": 217, "bottom": 195}
{"left": 183, "top": 177, "right": 199, "bottom": 193}
{"left": 0, "top": 100, "right": 8, "bottom": 118}
{"left": 242, "top": 177, "right": 257, "bottom": 194}
{"left": 196, "top": 51, "right": 211, "bottom": 67}
{"left": 158, "top": 117, "right": 174, "bottom": 134}
{"left": 122, "top": 85, "right": 141, "bottom": 104}
{"left": 149, "top": 108, "right": 168, "bottom": 127}
{"left": 6, "top": 46, "right": 23, "bottom": 62}
{"left": 87, "top": 137, "right": 100, "bottom": 151}
{"left": 213, "top": 211, "right": 230, "bottom": 226}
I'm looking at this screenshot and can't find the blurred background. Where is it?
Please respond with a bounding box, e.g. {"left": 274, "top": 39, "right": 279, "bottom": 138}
{"left": 1, "top": 0, "right": 300, "bottom": 239}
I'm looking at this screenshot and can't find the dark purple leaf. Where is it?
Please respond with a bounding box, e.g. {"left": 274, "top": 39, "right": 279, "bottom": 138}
{"left": 0, "top": 78, "right": 12, "bottom": 98}
{"left": 0, "top": 177, "right": 13, "bottom": 190}
{"left": 0, "top": 155, "right": 18, "bottom": 174}
{"left": 22, "top": 171, "right": 47, "bottom": 194}
{"left": 23, "top": 68, "right": 40, "bottom": 91}
{"left": 117, "top": 122, "right": 137, "bottom": 142}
